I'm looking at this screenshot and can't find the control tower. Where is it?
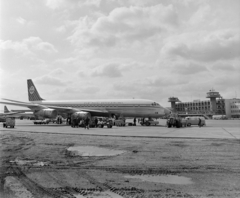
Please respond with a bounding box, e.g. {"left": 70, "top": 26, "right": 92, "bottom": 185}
{"left": 206, "top": 89, "right": 221, "bottom": 113}
{"left": 168, "top": 97, "right": 181, "bottom": 112}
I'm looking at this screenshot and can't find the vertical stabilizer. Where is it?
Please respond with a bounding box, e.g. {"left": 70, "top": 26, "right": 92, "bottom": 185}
{"left": 27, "top": 79, "right": 44, "bottom": 101}
{"left": 4, "top": 106, "right": 10, "bottom": 113}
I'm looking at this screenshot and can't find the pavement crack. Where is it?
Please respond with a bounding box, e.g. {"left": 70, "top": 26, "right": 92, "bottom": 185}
{"left": 222, "top": 128, "right": 237, "bottom": 139}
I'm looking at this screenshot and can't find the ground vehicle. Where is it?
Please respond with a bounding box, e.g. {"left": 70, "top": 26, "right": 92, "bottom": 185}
{"left": 166, "top": 117, "right": 185, "bottom": 128}
{"left": 97, "top": 117, "right": 113, "bottom": 128}
{"left": 140, "top": 118, "right": 159, "bottom": 126}
{"left": 71, "top": 117, "right": 113, "bottom": 128}
{"left": 3, "top": 118, "right": 15, "bottom": 128}
{"left": 183, "top": 117, "right": 206, "bottom": 126}
{"left": 114, "top": 118, "right": 126, "bottom": 126}
{"left": 33, "top": 119, "right": 50, "bottom": 124}
{"left": 212, "top": 115, "right": 227, "bottom": 120}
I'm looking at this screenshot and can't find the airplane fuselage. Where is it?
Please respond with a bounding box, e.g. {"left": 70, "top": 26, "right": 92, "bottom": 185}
{"left": 33, "top": 99, "right": 165, "bottom": 118}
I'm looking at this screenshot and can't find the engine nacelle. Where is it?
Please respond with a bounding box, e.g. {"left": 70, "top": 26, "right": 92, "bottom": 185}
{"left": 71, "top": 111, "right": 91, "bottom": 119}
{"left": 34, "top": 109, "right": 57, "bottom": 119}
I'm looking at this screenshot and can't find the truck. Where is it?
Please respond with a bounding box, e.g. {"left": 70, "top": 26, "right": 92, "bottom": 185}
{"left": 3, "top": 118, "right": 15, "bottom": 128}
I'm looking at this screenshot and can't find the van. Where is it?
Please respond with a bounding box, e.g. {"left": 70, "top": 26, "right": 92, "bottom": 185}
{"left": 184, "top": 117, "right": 206, "bottom": 127}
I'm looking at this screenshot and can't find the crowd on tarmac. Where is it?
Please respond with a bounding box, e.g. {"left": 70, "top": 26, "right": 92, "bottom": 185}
{"left": 55, "top": 114, "right": 203, "bottom": 129}
{"left": 65, "top": 116, "right": 138, "bottom": 129}
{"left": 67, "top": 116, "right": 92, "bottom": 129}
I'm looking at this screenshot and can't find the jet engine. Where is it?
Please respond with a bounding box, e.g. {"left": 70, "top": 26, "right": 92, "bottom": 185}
{"left": 34, "top": 109, "right": 57, "bottom": 119}
{"left": 71, "top": 111, "right": 91, "bottom": 119}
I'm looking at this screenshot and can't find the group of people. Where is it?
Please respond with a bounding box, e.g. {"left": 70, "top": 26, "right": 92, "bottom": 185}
{"left": 70, "top": 117, "right": 100, "bottom": 129}
{"left": 69, "top": 116, "right": 91, "bottom": 129}
{"left": 79, "top": 117, "right": 90, "bottom": 129}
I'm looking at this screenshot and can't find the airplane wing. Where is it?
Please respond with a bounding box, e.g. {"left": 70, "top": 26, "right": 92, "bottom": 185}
{"left": 0, "top": 112, "right": 21, "bottom": 116}
{"left": 10, "top": 109, "right": 33, "bottom": 113}
{"left": 1, "top": 98, "right": 33, "bottom": 104}
{"left": 0, "top": 101, "right": 48, "bottom": 110}
{"left": 47, "top": 106, "right": 110, "bottom": 117}
{"left": 0, "top": 100, "right": 110, "bottom": 117}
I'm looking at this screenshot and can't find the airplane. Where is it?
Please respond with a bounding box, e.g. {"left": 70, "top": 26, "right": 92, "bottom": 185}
{"left": 0, "top": 106, "right": 23, "bottom": 122}
{"left": 0, "top": 107, "right": 21, "bottom": 117}
{"left": 0, "top": 79, "right": 170, "bottom": 122}
{"left": 3, "top": 106, "right": 34, "bottom": 119}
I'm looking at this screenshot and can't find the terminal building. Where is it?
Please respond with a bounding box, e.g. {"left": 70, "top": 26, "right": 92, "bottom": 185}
{"left": 168, "top": 90, "right": 240, "bottom": 119}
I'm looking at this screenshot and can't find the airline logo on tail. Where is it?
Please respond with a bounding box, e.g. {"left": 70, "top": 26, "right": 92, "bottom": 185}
{"left": 29, "top": 86, "right": 35, "bottom": 95}
{"left": 27, "top": 79, "right": 44, "bottom": 101}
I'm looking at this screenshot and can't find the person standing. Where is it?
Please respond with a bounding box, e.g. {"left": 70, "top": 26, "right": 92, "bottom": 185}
{"left": 85, "top": 117, "right": 90, "bottom": 130}
{"left": 133, "top": 118, "right": 136, "bottom": 126}
{"left": 94, "top": 117, "right": 98, "bottom": 128}
{"left": 198, "top": 118, "right": 202, "bottom": 127}
{"left": 79, "top": 119, "right": 83, "bottom": 127}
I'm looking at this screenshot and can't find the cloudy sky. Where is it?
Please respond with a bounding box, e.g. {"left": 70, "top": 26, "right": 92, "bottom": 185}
{"left": 0, "top": 0, "right": 239, "bottom": 111}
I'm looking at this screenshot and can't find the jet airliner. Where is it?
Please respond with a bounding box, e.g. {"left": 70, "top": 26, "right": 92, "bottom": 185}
{"left": 2, "top": 106, "right": 34, "bottom": 119}
{"left": 0, "top": 79, "right": 170, "bottom": 120}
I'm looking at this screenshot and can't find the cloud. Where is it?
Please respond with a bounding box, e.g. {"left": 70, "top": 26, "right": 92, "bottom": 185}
{"left": 16, "top": 17, "right": 26, "bottom": 25}
{"left": 82, "top": 86, "right": 99, "bottom": 94}
{"left": 0, "top": 37, "right": 58, "bottom": 55}
{"left": 54, "top": 57, "right": 78, "bottom": 65}
{"left": 45, "top": 0, "right": 102, "bottom": 10}
{"left": 45, "top": 0, "right": 66, "bottom": 9}
{"left": 92, "top": 63, "right": 122, "bottom": 78}
{"left": 188, "top": 4, "right": 211, "bottom": 25}
{"left": 37, "top": 42, "right": 58, "bottom": 53}
{"left": 68, "top": 4, "right": 179, "bottom": 49}
{"left": 50, "top": 68, "right": 65, "bottom": 75}
{"left": 78, "top": 71, "right": 86, "bottom": 77}
{"left": 75, "top": 60, "right": 145, "bottom": 78}
{"left": 161, "top": 29, "right": 240, "bottom": 62}
{"left": 146, "top": 76, "right": 189, "bottom": 87}
{"left": 211, "top": 63, "right": 236, "bottom": 71}
{"left": 35, "top": 75, "right": 66, "bottom": 86}
{"left": 172, "top": 62, "right": 208, "bottom": 75}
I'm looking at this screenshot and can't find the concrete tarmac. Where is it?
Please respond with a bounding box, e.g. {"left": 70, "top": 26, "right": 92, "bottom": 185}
{"left": 1, "top": 119, "right": 240, "bottom": 198}
{"left": 1, "top": 119, "right": 240, "bottom": 139}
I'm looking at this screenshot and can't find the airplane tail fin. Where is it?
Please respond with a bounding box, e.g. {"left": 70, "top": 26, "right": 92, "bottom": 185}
{"left": 27, "top": 79, "right": 44, "bottom": 101}
{"left": 4, "top": 106, "right": 10, "bottom": 113}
